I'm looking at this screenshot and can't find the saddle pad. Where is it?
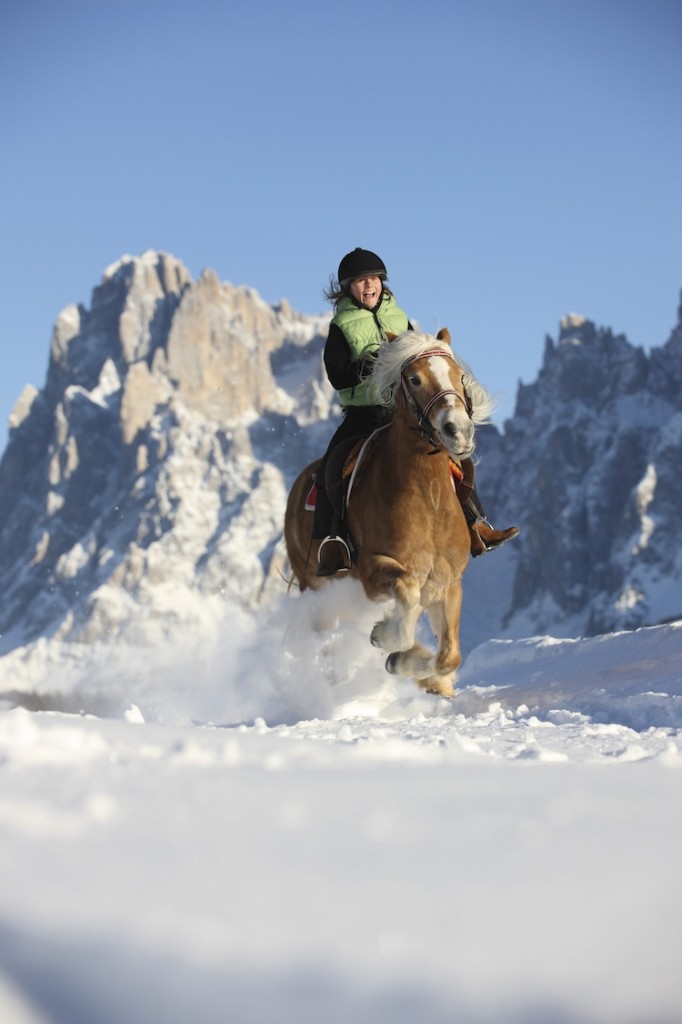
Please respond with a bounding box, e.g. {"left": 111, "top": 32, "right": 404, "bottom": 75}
{"left": 449, "top": 459, "right": 463, "bottom": 494}
{"left": 305, "top": 482, "right": 317, "bottom": 512}
{"left": 449, "top": 459, "right": 463, "bottom": 481}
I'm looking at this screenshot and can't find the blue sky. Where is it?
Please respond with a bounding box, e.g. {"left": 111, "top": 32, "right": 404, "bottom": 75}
{"left": 1, "top": 0, "right": 680, "bottom": 441}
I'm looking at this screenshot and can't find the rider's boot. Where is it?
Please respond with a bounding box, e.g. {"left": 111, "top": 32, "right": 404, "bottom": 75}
{"left": 462, "top": 492, "right": 519, "bottom": 557}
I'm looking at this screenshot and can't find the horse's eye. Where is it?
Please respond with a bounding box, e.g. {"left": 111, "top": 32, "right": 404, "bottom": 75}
{"left": 409, "top": 374, "right": 421, "bottom": 387}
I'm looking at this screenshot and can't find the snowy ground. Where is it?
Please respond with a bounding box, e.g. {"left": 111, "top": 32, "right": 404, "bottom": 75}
{"left": 1, "top": 579, "right": 681, "bottom": 1024}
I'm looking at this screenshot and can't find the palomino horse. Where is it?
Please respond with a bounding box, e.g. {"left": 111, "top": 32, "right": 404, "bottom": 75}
{"left": 284, "top": 329, "right": 493, "bottom": 697}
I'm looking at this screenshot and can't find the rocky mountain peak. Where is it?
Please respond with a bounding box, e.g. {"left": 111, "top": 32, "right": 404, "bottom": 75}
{"left": 0, "top": 252, "right": 332, "bottom": 652}
{"left": 478, "top": 303, "right": 682, "bottom": 641}
{"left": 517, "top": 312, "right": 649, "bottom": 423}
{"left": 558, "top": 312, "right": 596, "bottom": 344}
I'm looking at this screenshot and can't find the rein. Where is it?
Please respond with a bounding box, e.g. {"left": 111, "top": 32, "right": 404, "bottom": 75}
{"left": 399, "top": 349, "right": 471, "bottom": 450}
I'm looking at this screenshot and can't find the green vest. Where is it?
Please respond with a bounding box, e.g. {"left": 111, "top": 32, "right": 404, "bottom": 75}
{"left": 332, "top": 292, "right": 409, "bottom": 407}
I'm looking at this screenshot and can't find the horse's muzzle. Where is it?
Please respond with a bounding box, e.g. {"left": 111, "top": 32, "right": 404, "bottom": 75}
{"left": 440, "top": 418, "right": 474, "bottom": 458}
{"left": 453, "top": 441, "right": 475, "bottom": 459}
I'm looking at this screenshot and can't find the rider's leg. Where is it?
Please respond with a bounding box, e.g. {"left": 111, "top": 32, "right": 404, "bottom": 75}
{"left": 459, "top": 459, "right": 519, "bottom": 557}
{"left": 314, "top": 406, "right": 382, "bottom": 576}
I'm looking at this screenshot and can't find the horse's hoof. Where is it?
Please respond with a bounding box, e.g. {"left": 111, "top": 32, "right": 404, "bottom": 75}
{"left": 422, "top": 676, "right": 455, "bottom": 698}
{"left": 427, "top": 687, "right": 454, "bottom": 700}
{"left": 370, "top": 624, "right": 382, "bottom": 648}
{"left": 385, "top": 652, "right": 399, "bottom": 674}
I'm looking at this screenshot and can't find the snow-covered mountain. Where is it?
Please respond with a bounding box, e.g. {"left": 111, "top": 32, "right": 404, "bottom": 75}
{"left": 0, "top": 251, "right": 333, "bottom": 658}
{"left": 0, "top": 251, "right": 680, "bottom": 685}
{"left": 475, "top": 304, "right": 682, "bottom": 640}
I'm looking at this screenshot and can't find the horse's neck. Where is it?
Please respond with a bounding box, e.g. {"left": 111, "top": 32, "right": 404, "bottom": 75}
{"left": 385, "top": 414, "right": 449, "bottom": 475}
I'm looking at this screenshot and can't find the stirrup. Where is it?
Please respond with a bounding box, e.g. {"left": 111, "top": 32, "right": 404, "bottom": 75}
{"left": 316, "top": 535, "right": 351, "bottom": 577}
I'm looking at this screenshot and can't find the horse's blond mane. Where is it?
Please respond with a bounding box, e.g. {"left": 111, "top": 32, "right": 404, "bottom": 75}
{"left": 370, "top": 330, "right": 494, "bottom": 425}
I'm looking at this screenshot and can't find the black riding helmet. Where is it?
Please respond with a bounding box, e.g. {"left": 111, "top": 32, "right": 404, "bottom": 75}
{"left": 338, "top": 248, "right": 387, "bottom": 289}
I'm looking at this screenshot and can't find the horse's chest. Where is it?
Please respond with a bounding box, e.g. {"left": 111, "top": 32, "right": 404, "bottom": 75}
{"left": 424, "top": 475, "right": 454, "bottom": 514}
{"left": 402, "top": 466, "right": 459, "bottom": 520}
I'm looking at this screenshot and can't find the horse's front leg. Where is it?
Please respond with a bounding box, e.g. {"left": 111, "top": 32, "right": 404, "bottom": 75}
{"left": 362, "top": 555, "right": 441, "bottom": 689}
{"left": 364, "top": 556, "right": 422, "bottom": 653}
{"left": 362, "top": 557, "right": 459, "bottom": 696}
{"left": 421, "top": 579, "right": 464, "bottom": 696}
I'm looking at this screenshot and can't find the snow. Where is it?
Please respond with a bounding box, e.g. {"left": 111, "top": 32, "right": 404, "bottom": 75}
{"left": 1, "top": 581, "right": 681, "bottom": 1024}
{"left": 632, "top": 462, "right": 656, "bottom": 553}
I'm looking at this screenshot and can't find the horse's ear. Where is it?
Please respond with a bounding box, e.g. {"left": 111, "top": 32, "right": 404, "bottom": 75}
{"left": 436, "top": 327, "right": 451, "bottom": 344}
{"left": 385, "top": 332, "right": 398, "bottom": 342}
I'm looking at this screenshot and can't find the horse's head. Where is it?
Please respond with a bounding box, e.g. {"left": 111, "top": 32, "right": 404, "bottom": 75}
{"left": 371, "top": 328, "right": 493, "bottom": 459}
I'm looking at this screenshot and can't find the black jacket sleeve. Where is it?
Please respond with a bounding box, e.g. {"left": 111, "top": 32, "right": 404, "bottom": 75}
{"left": 323, "top": 322, "right": 364, "bottom": 390}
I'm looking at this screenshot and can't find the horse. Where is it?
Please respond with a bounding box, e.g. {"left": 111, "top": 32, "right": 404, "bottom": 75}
{"left": 284, "top": 328, "right": 493, "bottom": 697}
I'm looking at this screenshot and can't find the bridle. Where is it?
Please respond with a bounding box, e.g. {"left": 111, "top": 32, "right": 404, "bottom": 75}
{"left": 399, "top": 348, "right": 472, "bottom": 450}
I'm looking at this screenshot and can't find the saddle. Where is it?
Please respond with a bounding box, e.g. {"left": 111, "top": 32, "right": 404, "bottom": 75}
{"left": 304, "top": 436, "right": 365, "bottom": 515}
{"left": 325, "top": 436, "right": 365, "bottom": 513}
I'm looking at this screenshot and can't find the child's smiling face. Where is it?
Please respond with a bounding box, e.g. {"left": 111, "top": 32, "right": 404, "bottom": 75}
{"left": 349, "top": 276, "right": 383, "bottom": 309}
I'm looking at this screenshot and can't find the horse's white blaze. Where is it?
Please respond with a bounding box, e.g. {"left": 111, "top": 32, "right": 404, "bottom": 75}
{"left": 428, "top": 352, "right": 455, "bottom": 392}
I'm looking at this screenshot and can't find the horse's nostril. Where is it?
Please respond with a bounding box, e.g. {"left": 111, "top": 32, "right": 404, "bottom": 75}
{"left": 443, "top": 422, "right": 457, "bottom": 439}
